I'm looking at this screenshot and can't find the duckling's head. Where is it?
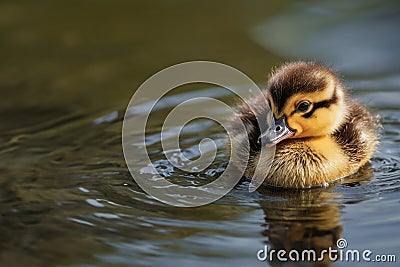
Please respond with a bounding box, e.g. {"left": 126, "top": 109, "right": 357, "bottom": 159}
{"left": 260, "top": 61, "right": 348, "bottom": 146}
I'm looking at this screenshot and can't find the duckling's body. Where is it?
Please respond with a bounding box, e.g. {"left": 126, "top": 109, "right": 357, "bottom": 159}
{"left": 231, "top": 62, "right": 379, "bottom": 188}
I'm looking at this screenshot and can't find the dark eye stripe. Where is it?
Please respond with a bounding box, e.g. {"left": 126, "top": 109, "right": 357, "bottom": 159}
{"left": 302, "top": 91, "right": 338, "bottom": 118}
{"left": 267, "top": 98, "right": 272, "bottom": 109}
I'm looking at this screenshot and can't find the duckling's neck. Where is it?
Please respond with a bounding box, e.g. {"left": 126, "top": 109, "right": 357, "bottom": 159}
{"left": 272, "top": 134, "right": 351, "bottom": 187}
{"left": 302, "top": 135, "right": 346, "bottom": 160}
{"left": 328, "top": 87, "right": 349, "bottom": 135}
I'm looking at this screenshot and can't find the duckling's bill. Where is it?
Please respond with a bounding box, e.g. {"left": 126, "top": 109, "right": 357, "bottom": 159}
{"left": 259, "top": 116, "right": 296, "bottom": 147}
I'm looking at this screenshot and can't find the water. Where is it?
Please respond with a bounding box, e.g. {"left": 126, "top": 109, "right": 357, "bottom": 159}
{"left": 1, "top": 1, "right": 399, "bottom": 266}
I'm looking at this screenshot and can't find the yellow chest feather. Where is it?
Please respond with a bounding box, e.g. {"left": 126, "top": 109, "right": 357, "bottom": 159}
{"left": 247, "top": 136, "right": 356, "bottom": 188}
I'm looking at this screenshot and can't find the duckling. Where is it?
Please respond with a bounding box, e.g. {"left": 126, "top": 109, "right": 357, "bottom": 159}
{"left": 231, "top": 61, "right": 380, "bottom": 188}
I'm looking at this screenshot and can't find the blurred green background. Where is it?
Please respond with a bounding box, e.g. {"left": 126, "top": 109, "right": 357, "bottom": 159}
{"left": 0, "top": 1, "right": 285, "bottom": 113}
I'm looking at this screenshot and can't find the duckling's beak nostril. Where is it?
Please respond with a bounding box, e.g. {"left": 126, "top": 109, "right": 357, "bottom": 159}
{"left": 259, "top": 116, "right": 296, "bottom": 147}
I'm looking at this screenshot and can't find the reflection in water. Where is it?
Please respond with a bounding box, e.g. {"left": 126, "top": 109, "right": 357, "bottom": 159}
{"left": 260, "top": 189, "right": 342, "bottom": 266}
{"left": 257, "top": 166, "right": 375, "bottom": 266}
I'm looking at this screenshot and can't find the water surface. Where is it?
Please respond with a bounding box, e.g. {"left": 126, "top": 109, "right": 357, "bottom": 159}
{"left": 0, "top": 0, "right": 399, "bottom": 266}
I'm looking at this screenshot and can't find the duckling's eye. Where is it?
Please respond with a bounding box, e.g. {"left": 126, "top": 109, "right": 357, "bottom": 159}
{"left": 296, "top": 101, "right": 311, "bottom": 113}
